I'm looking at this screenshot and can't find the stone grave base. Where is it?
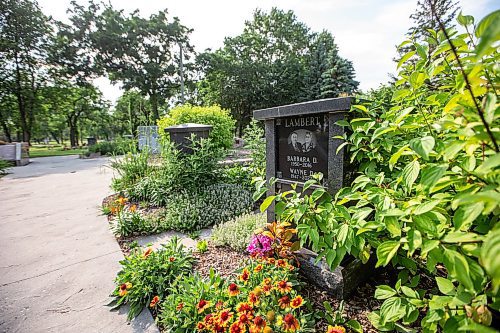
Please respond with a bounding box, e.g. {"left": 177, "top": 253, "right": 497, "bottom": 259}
{"left": 296, "top": 248, "right": 376, "bottom": 299}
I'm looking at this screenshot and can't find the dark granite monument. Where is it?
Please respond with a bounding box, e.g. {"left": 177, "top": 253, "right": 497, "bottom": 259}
{"left": 163, "top": 123, "right": 213, "bottom": 154}
{"left": 253, "top": 97, "right": 354, "bottom": 222}
{"left": 253, "top": 97, "right": 374, "bottom": 299}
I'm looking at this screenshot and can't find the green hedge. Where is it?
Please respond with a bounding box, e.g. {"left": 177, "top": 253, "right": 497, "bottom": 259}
{"left": 157, "top": 104, "right": 235, "bottom": 149}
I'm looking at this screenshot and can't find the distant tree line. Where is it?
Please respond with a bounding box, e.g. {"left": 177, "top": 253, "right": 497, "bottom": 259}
{"left": 0, "top": 0, "right": 361, "bottom": 144}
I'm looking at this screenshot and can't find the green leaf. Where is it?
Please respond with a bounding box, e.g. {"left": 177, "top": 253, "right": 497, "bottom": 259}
{"left": 413, "top": 200, "right": 441, "bottom": 215}
{"left": 326, "top": 249, "right": 337, "bottom": 268}
{"left": 337, "top": 224, "right": 349, "bottom": 246}
{"left": 436, "top": 277, "right": 456, "bottom": 295}
{"left": 389, "top": 146, "right": 411, "bottom": 170}
{"left": 367, "top": 311, "right": 395, "bottom": 331}
{"left": 376, "top": 241, "right": 401, "bottom": 267}
{"left": 475, "top": 10, "right": 500, "bottom": 57}
{"left": 375, "top": 285, "right": 397, "bottom": 300}
{"left": 442, "top": 142, "right": 466, "bottom": 161}
{"left": 408, "top": 229, "right": 422, "bottom": 256}
{"left": 346, "top": 320, "right": 363, "bottom": 333}
{"left": 483, "top": 93, "right": 497, "bottom": 124}
{"left": 457, "top": 11, "right": 474, "bottom": 26}
{"left": 443, "top": 248, "right": 474, "bottom": 290}
{"left": 420, "top": 165, "right": 447, "bottom": 189}
{"left": 302, "top": 179, "right": 316, "bottom": 192}
{"left": 442, "top": 232, "right": 484, "bottom": 243}
{"left": 459, "top": 322, "right": 499, "bottom": 333}
{"left": 480, "top": 228, "right": 500, "bottom": 292}
{"left": 380, "top": 297, "right": 404, "bottom": 324}
{"left": 475, "top": 153, "right": 500, "bottom": 174}
{"left": 409, "top": 136, "right": 435, "bottom": 160}
{"left": 385, "top": 216, "right": 402, "bottom": 238}
{"left": 401, "top": 286, "right": 419, "bottom": 299}
{"left": 371, "top": 127, "right": 395, "bottom": 142}
{"left": 402, "top": 160, "right": 420, "bottom": 191}
{"left": 259, "top": 195, "right": 275, "bottom": 212}
{"left": 398, "top": 51, "right": 416, "bottom": 69}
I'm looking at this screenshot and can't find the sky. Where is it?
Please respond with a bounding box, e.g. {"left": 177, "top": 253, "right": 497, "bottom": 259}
{"left": 37, "top": 0, "right": 497, "bottom": 104}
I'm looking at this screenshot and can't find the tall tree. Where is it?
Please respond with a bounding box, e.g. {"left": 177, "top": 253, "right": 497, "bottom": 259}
{"left": 305, "top": 31, "right": 358, "bottom": 100}
{"left": 198, "top": 8, "right": 358, "bottom": 133}
{"left": 409, "top": 0, "right": 459, "bottom": 41}
{"left": 92, "top": 5, "right": 194, "bottom": 120}
{"left": 112, "top": 91, "right": 152, "bottom": 136}
{"left": 0, "top": 0, "right": 52, "bottom": 143}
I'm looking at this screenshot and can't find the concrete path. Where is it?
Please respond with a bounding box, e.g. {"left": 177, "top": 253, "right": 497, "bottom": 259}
{"left": 0, "top": 156, "right": 158, "bottom": 333}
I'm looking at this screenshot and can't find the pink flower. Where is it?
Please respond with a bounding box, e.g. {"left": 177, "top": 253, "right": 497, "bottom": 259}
{"left": 247, "top": 234, "right": 274, "bottom": 257}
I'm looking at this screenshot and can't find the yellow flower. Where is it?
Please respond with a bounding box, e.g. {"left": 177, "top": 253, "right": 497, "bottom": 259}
{"left": 326, "top": 325, "right": 346, "bottom": 333}
{"left": 290, "top": 295, "right": 304, "bottom": 309}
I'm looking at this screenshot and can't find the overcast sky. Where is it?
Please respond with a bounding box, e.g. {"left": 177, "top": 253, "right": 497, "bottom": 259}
{"left": 38, "top": 0, "right": 496, "bottom": 104}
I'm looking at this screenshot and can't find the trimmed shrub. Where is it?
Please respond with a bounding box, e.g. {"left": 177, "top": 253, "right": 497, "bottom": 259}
{"left": 89, "top": 138, "right": 136, "bottom": 155}
{"left": 162, "top": 183, "right": 253, "bottom": 232}
{"left": 158, "top": 104, "right": 235, "bottom": 149}
{"left": 211, "top": 213, "right": 267, "bottom": 252}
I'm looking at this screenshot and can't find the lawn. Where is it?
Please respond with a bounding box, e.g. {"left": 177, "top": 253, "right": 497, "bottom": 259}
{"left": 29, "top": 144, "right": 85, "bottom": 158}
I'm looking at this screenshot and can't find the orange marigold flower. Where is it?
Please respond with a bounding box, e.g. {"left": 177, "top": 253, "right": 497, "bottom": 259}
{"left": 290, "top": 295, "right": 304, "bottom": 309}
{"left": 129, "top": 204, "right": 137, "bottom": 212}
{"left": 254, "top": 264, "right": 263, "bottom": 272}
{"left": 143, "top": 247, "right": 153, "bottom": 258}
{"left": 276, "top": 280, "right": 292, "bottom": 294}
{"left": 282, "top": 314, "right": 300, "bottom": 332}
{"left": 263, "top": 327, "right": 273, "bottom": 333}
{"left": 248, "top": 292, "right": 259, "bottom": 306}
{"left": 204, "top": 314, "right": 215, "bottom": 325}
{"left": 267, "top": 258, "right": 276, "bottom": 265}
{"left": 278, "top": 295, "right": 291, "bottom": 309}
{"left": 176, "top": 303, "right": 184, "bottom": 311}
{"left": 149, "top": 296, "right": 160, "bottom": 308}
{"left": 253, "top": 316, "right": 267, "bottom": 329}
{"left": 230, "top": 322, "right": 246, "bottom": 333}
{"left": 213, "top": 323, "right": 225, "bottom": 333}
{"left": 218, "top": 309, "right": 233, "bottom": 326}
{"left": 197, "top": 299, "right": 211, "bottom": 313}
{"left": 239, "top": 268, "right": 250, "bottom": 284}
{"left": 326, "top": 325, "right": 346, "bottom": 333}
{"left": 228, "top": 283, "right": 240, "bottom": 296}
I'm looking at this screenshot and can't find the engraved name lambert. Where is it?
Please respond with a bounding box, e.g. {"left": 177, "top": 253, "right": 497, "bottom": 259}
{"left": 284, "top": 116, "right": 321, "bottom": 128}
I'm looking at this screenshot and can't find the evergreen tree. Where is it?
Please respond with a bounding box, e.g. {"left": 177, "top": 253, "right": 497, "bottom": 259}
{"left": 409, "top": 0, "right": 459, "bottom": 41}
{"left": 305, "top": 31, "right": 358, "bottom": 100}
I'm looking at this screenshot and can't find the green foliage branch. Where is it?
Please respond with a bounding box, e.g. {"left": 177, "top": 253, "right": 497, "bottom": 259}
{"left": 258, "top": 9, "right": 500, "bottom": 332}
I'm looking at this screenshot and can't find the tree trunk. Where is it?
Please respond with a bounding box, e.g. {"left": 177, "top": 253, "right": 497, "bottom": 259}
{"left": 150, "top": 86, "right": 160, "bottom": 121}
{"left": 1, "top": 121, "right": 12, "bottom": 142}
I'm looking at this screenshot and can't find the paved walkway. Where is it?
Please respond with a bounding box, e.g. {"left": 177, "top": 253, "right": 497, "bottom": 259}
{"left": 0, "top": 156, "right": 158, "bottom": 333}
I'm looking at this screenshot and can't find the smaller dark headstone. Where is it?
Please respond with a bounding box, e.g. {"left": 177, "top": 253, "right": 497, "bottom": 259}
{"left": 86, "top": 137, "right": 97, "bottom": 146}
{"left": 164, "top": 123, "right": 213, "bottom": 154}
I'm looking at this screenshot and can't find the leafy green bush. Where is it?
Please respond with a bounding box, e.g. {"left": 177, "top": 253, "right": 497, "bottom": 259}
{"left": 110, "top": 238, "right": 193, "bottom": 319}
{"left": 162, "top": 183, "right": 253, "bottom": 232}
{"left": 258, "top": 10, "right": 500, "bottom": 333}
{"left": 0, "top": 158, "right": 11, "bottom": 175}
{"left": 111, "top": 150, "right": 153, "bottom": 192}
{"left": 89, "top": 138, "right": 136, "bottom": 156}
{"left": 126, "top": 139, "right": 224, "bottom": 205}
{"left": 212, "top": 213, "right": 267, "bottom": 252}
{"left": 243, "top": 118, "right": 266, "bottom": 179}
{"left": 220, "top": 164, "right": 254, "bottom": 190}
{"left": 158, "top": 104, "right": 235, "bottom": 149}
{"left": 113, "top": 205, "right": 163, "bottom": 237}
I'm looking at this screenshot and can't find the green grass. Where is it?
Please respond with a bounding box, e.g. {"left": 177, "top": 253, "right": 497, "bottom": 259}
{"left": 29, "top": 144, "right": 86, "bottom": 158}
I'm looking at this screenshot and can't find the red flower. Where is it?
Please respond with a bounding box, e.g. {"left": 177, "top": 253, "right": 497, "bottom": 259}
{"left": 276, "top": 280, "right": 292, "bottom": 293}
{"left": 290, "top": 295, "right": 304, "bottom": 309}
{"left": 278, "top": 295, "right": 291, "bottom": 309}
{"left": 326, "top": 326, "right": 346, "bottom": 333}
{"left": 197, "top": 299, "right": 211, "bottom": 313}
{"left": 253, "top": 316, "right": 267, "bottom": 329}
{"left": 230, "top": 322, "right": 246, "bottom": 333}
{"left": 143, "top": 247, "right": 153, "bottom": 258}
{"left": 196, "top": 322, "right": 206, "bottom": 331}
{"left": 248, "top": 292, "right": 259, "bottom": 306}
{"left": 176, "top": 303, "right": 184, "bottom": 311}
{"left": 218, "top": 309, "right": 233, "bottom": 326}
{"left": 169, "top": 257, "right": 175, "bottom": 262}
{"left": 228, "top": 283, "right": 240, "bottom": 296}
{"left": 282, "top": 314, "right": 300, "bottom": 332}
{"left": 239, "top": 268, "right": 250, "bottom": 284}
{"left": 149, "top": 295, "right": 160, "bottom": 308}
